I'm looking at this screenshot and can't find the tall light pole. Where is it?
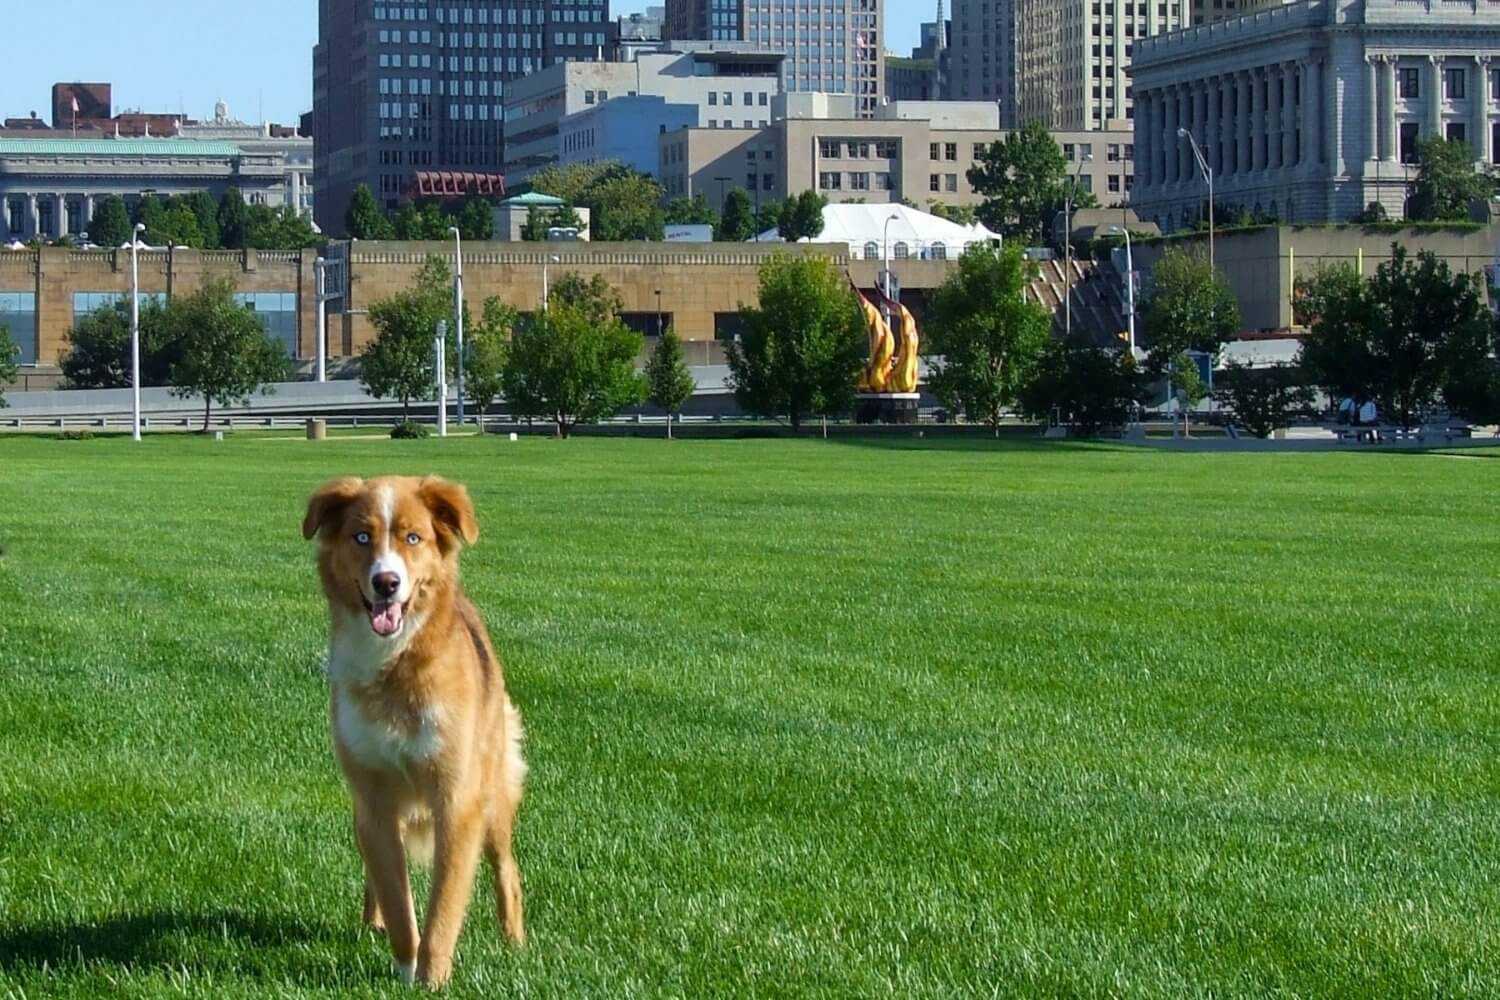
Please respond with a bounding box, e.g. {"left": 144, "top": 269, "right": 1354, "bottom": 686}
{"left": 1178, "top": 127, "right": 1215, "bottom": 273}
{"left": 882, "top": 212, "right": 900, "bottom": 322}
{"left": 130, "top": 222, "right": 145, "bottom": 442}
{"left": 434, "top": 320, "right": 448, "bottom": 438}
{"left": 314, "top": 257, "right": 328, "bottom": 383}
{"left": 1103, "top": 225, "right": 1136, "bottom": 357}
{"left": 655, "top": 288, "right": 663, "bottom": 338}
{"left": 1064, "top": 153, "right": 1092, "bottom": 339}
{"left": 542, "top": 253, "right": 561, "bottom": 311}
{"left": 448, "top": 227, "right": 464, "bottom": 425}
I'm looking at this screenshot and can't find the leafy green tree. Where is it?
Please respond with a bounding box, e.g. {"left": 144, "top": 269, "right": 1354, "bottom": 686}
{"left": 968, "top": 120, "right": 1089, "bottom": 244}
{"left": 183, "top": 191, "right": 222, "bottom": 249}
{"left": 89, "top": 195, "right": 132, "bottom": 248}
{"left": 0, "top": 323, "right": 17, "bottom": 408}
{"left": 1445, "top": 355, "right": 1500, "bottom": 426}
{"left": 164, "top": 278, "right": 290, "bottom": 430}
{"left": 530, "top": 160, "right": 664, "bottom": 241}
{"left": 926, "top": 202, "right": 978, "bottom": 226}
{"left": 665, "top": 194, "right": 717, "bottom": 227}
{"left": 455, "top": 196, "right": 494, "bottom": 240}
{"left": 218, "top": 187, "right": 250, "bottom": 249}
{"left": 549, "top": 272, "right": 624, "bottom": 327}
{"left": 392, "top": 203, "right": 426, "bottom": 241}
{"left": 1168, "top": 352, "right": 1208, "bottom": 436}
{"left": 245, "top": 204, "right": 321, "bottom": 250}
{"left": 924, "top": 242, "right": 1053, "bottom": 434}
{"left": 143, "top": 201, "right": 205, "bottom": 248}
{"left": 60, "top": 298, "right": 177, "bottom": 388}
{"left": 1017, "top": 334, "right": 1146, "bottom": 436}
{"left": 500, "top": 292, "right": 643, "bottom": 438}
{"left": 754, "top": 200, "right": 783, "bottom": 238}
{"left": 645, "top": 328, "right": 696, "bottom": 438}
{"left": 716, "top": 188, "right": 756, "bottom": 242}
{"left": 725, "top": 253, "right": 865, "bottom": 431}
{"left": 464, "top": 298, "right": 518, "bottom": 428}
{"left": 1297, "top": 245, "right": 1495, "bottom": 428}
{"left": 359, "top": 257, "right": 459, "bottom": 419}
{"left": 1409, "top": 137, "right": 1494, "bottom": 222}
{"left": 776, "top": 191, "right": 827, "bottom": 242}
{"left": 134, "top": 194, "right": 164, "bottom": 233}
{"left": 346, "top": 183, "right": 395, "bottom": 239}
{"left": 1139, "top": 247, "right": 1240, "bottom": 376}
{"left": 1212, "top": 360, "right": 1314, "bottom": 438}
{"left": 521, "top": 206, "right": 550, "bottom": 242}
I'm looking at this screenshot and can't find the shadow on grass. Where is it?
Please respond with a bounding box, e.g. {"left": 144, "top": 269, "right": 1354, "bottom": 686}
{"left": 0, "top": 908, "right": 360, "bottom": 984}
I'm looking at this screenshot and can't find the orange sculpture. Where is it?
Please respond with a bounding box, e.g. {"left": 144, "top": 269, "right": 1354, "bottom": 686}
{"left": 854, "top": 286, "right": 919, "bottom": 394}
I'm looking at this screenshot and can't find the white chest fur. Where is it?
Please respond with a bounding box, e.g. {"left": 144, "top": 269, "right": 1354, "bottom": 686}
{"left": 333, "top": 687, "right": 446, "bottom": 770}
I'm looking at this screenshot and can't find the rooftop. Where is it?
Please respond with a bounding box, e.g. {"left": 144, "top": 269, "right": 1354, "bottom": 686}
{"left": 0, "top": 138, "right": 244, "bottom": 157}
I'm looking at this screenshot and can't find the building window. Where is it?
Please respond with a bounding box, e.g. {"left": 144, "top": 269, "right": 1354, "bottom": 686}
{"left": 930, "top": 242, "right": 947, "bottom": 260}
{"left": 1447, "top": 122, "right": 1467, "bottom": 144}
{"left": 1446, "top": 68, "right": 1466, "bottom": 100}
{"left": 819, "top": 172, "right": 842, "bottom": 191}
{"left": 1400, "top": 121, "right": 1420, "bottom": 164}
{"left": 863, "top": 241, "right": 879, "bottom": 259}
{"left": 944, "top": 143, "right": 957, "bottom": 161}
{"left": 1399, "top": 68, "right": 1419, "bottom": 100}
{"left": 0, "top": 292, "right": 37, "bottom": 365}
{"left": 233, "top": 292, "right": 299, "bottom": 358}
{"left": 893, "top": 242, "right": 910, "bottom": 259}
{"left": 929, "top": 173, "right": 940, "bottom": 192}
{"left": 929, "top": 143, "right": 940, "bottom": 160}
{"left": 945, "top": 174, "right": 957, "bottom": 192}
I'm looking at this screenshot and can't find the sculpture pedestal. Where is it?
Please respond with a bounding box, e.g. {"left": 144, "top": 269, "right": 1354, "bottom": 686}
{"left": 855, "top": 393, "right": 920, "bottom": 425}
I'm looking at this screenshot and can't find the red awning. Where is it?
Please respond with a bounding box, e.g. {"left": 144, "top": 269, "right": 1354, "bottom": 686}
{"left": 408, "top": 171, "right": 507, "bottom": 198}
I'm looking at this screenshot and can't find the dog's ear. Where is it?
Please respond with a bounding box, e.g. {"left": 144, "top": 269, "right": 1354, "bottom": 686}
{"left": 419, "top": 476, "right": 479, "bottom": 548}
{"left": 302, "top": 477, "right": 364, "bottom": 540}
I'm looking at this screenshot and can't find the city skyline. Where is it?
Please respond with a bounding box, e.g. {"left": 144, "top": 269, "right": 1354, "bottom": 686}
{"left": 3, "top": 1, "right": 926, "bottom": 129}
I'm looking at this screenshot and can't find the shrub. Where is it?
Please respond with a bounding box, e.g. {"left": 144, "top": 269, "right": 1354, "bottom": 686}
{"left": 390, "top": 420, "right": 430, "bottom": 440}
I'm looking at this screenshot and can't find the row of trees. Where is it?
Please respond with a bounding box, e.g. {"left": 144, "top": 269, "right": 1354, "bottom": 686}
{"left": 344, "top": 186, "right": 495, "bottom": 241}
{"left": 82, "top": 189, "right": 319, "bottom": 252}
{"left": 56, "top": 279, "right": 290, "bottom": 428}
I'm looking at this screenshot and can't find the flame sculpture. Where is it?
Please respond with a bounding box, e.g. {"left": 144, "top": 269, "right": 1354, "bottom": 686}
{"left": 854, "top": 284, "right": 920, "bottom": 394}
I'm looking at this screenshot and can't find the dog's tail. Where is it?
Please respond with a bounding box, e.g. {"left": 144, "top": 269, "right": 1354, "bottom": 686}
{"left": 502, "top": 697, "right": 528, "bottom": 806}
{"left": 401, "top": 811, "right": 435, "bottom": 868}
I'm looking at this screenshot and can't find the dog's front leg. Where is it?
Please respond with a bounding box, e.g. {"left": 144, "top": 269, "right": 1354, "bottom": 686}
{"left": 354, "top": 799, "right": 421, "bottom": 982}
{"left": 416, "top": 794, "right": 486, "bottom": 989}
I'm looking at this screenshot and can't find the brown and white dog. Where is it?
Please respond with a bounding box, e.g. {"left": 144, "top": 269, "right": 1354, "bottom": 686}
{"left": 302, "top": 475, "right": 526, "bottom": 988}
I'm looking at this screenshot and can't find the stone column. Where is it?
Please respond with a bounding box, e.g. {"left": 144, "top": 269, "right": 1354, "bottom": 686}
{"left": 1381, "top": 56, "right": 1398, "bottom": 162}
{"left": 1203, "top": 78, "right": 1219, "bottom": 176}
{"left": 1268, "top": 66, "right": 1285, "bottom": 170}
{"left": 1282, "top": 62, "right": 1298, "bottom": 169}
{"left": 1164, "top": 86, "right": 1179, "bottom": 184}
{"left": 26, "top": 194, "right": 37, "bottom": 239}
{"left": 1238, "top": 71, "right": 1253, "bottom": 174}
{"left": 1366, "top": 56, "right": 1381, "bottom": 164}
{"left": 1140, "top": 92, "right": 1156, "bottom": 189}
{"left": 1249, "top": 67, "right": 1265, "bottom": 171}
{"left": 1303, "top": 56, "right": 1324, "bottom": 171}
{"left": 1428, "top": 54, "right": 1444, "bottom": 137}
{"left": 1180, "top": 84, "right": 1194, "bottom": 181}
{"left": 84, "top": 194, "right": 95, "bottom": 232}
{"left": 1474, "top": 56, "right": 1491, "bottom": 163}
{"left": 54, "top": 194, "right": 66, "bottom": 237}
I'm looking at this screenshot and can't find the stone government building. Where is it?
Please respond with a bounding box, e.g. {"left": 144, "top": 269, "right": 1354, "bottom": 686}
{"left": 1131, "top": 0, "right": 1500, "bottom": 229}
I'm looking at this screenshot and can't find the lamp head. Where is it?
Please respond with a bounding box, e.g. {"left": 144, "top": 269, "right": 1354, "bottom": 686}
{"left": 134, "top": 223, "right": 146, "bottom": 233}
{"left": 1177, "top": 128, "right": 1189, "bottom": 139}
{"left": 448, "top": 226, "right": 460, "bottom": 236}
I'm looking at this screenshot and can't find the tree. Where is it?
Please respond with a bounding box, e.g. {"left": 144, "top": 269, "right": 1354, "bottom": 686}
{"left": 754, "top": 200, "right": 783, "bottom": 238}
{"left": 60, "top": 298, "right": 178, "bottom": 388}
{"left": 968, "top": 120, "right": 1078, "bottom": 244}
{"left": 0, "top": 323, "right": 17, "bottom": 409}
{"left": 530, "top": 160, "right": 664, "bottom": 241}
{"left": 923, "top": 242, "right": 1053, "bottom": 434}
{"left": 1445, "top": 356, "right": 1500, "bottom": 426}
{"left": 346, "top": 183, "right": 395, "bottom": 239}
{"left": 549, "top": 272, "right": 624, "bottom": 327}
{"left": 218, "top": 187, "right": 250, "bottom": 249}
{"left": 1408, "top": 137, "right": 1494, "bottom": 222}
{"left": 927, "top": 202, "right": 978, "bottom": 226}
{"left": 665, "top": 194, "right": 717, "bottom": 227}
{"left": 89, "top": 195, "right": 131, "bottom": 248}
{"left": 725, "top": 253, "right": 865, "bottom": 431}
{"left": 776, "top": 191, "right": 827, "bottom": 242}
{"left": 716, "top": 188, "right": 756, "bottom": 242}
{"left": 464, "top": 298, "right": 518, "bottom": 428}
{"left": 500, "top": 285, "right": 643, "bottom": 438}
{"left": 145, "top": 201, "right": 205, "bottom": 248}
{"left": 164, "top": 278, "right": 290, "bottom": 430}
{"left": 360, "top": 257, "right": 459, "bottom": 419}
{"left": 1212, "top": 360, "right": 1314, "bottom": 438}
{"left": 246, "top": 204, "right": 321, "bottom": 251}
{"left": 455, "top": 196, "right": 494, "bottom": 240}
{"left": 1168, "top": 352, "right": 1207, "bottom": 437}
{"left": 134, "top": 193, "right": 164, "bottom": 232}
{"left": 645, "top": 328, "right": 696, "bottom": 438}
{"left": 183, "top": 191, "right": 222, "bottom": 249}
{"left": 521, "top": 202, "right": 583, "bottom": 241}
{"left": 1017, "top": 334, "right": 1146, "bottom": 436}
{"left": 1139, "top": 247, "right": 1240, "bottom": 376}
{"left": 1297, "top": 245, "right": 1495, "bottom": 429}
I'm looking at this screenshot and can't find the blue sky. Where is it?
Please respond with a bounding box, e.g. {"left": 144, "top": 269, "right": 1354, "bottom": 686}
{"left": 4, "top": 1, "right": 922, "bottom": 127}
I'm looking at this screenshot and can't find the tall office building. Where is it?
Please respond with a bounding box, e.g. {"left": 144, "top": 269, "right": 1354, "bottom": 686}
{"left": 665, "top": 0, "right": 884, "bottom": 116}
{"left": 1014, "top": 0, "right": 1185, "bottom": 131}
{"left": 949, "top": 0, "right": 1016, "bottom": 124}
{"left": 313, "top": 0, "right": 610, "bottom": 236}
{"left": 1190, "top": 0, "right": 1289, "bottom": 25}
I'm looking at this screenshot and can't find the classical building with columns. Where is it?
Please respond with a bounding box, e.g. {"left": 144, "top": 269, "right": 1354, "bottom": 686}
{"left": 0, "top": 138, "right": 289, "bottom": 242}
{"left": 1131, "top": 0, "right": 1500, "bottom": 231}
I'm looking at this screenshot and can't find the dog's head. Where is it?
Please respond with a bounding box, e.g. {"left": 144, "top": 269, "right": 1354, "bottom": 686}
{"left": 302, "top": 476, "right": 478, "bottom": 639}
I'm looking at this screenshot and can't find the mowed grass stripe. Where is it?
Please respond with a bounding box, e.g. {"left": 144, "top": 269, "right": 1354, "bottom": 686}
{"left": 0, "top": 434, "right": 1496, "bottom": 997}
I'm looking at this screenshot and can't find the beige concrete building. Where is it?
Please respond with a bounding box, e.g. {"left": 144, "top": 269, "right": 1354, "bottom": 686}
{"left": 658, "top": 101, "right": 1135, "bottom": 211}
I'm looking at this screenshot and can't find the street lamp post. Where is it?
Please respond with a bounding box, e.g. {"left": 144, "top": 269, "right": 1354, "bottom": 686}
{"left": 714, "top": 176, "right": 732, "bottom": 213}
{"left": 435, "top": 320, "right": 448, "bottom": 438}
{"left": 1103, "top": 225, "right": 1136, "bottom": 357}
{"left": 882, "top": 212, "right": 900, "bottom": 323}
{"left": 314, "top": 257, "right": 328, "bottom": 383}
{"left": 1178, "top": 127, "right": 1215, "bottom": 273}
{"left": 1064, "top": 153, "right": 1092, "bottom": 339}
{"left": 655, "top": 288, "right": 663, "bottom": 338}
{"left": 130, "top": 222, "right": 145, "bottom": 442}
{"left": 448, "top": 227, "right": 464, "bottom": 426}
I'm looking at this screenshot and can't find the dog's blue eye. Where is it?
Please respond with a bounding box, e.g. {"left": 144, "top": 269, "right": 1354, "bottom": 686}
{"left": 406, "top": 532, "right": 421, "bottom": 545}
{"left": 355, "top": 532, "right": 371, "bottom": 545}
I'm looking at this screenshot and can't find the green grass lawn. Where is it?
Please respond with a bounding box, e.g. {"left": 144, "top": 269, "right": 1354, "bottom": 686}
{"left": 1, "top": 433, "right": 1497, "bottom": 998}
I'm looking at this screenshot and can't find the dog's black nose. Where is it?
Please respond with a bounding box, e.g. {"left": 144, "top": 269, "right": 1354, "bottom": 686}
{"left": 372, "top": 572, "right": 401, "bottom": 599}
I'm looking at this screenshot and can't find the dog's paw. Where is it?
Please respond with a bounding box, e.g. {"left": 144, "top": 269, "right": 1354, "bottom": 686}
{"left": 392, "top": 960, "right": 417, "bottom": 986}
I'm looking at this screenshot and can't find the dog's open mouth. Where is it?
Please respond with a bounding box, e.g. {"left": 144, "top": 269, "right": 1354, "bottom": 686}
{"left": 362, "top": 596, "right": 406, "bottom": 637}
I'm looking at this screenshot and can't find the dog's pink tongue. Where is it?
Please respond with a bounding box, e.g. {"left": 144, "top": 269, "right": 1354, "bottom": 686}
{"left": 370, "top": 601, "right": 404, "bottom": 636}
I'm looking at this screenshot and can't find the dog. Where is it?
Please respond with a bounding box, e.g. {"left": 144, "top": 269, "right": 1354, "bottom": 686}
{"left": 302, "top": 475, "right": 526, "bottom": 988}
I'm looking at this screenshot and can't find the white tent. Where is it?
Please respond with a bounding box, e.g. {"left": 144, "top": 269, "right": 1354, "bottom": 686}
{"left": 752, "top": 202, "right": 1001, "bottom": 261}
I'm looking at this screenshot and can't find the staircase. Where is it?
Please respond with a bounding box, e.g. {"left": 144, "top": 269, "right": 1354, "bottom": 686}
{"left": 1024, "top": 257, "right": 1131, "bottom": 346}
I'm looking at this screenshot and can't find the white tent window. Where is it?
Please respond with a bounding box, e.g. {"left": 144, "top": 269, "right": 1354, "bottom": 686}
{"left": 930, "top": 242, "right": 947, "bottom": 260}
{"left": 863, "top": 241, "right": 879, "bottom": 259}
{"left": 893, "top": 242, "right": 910, "bottom": 259}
